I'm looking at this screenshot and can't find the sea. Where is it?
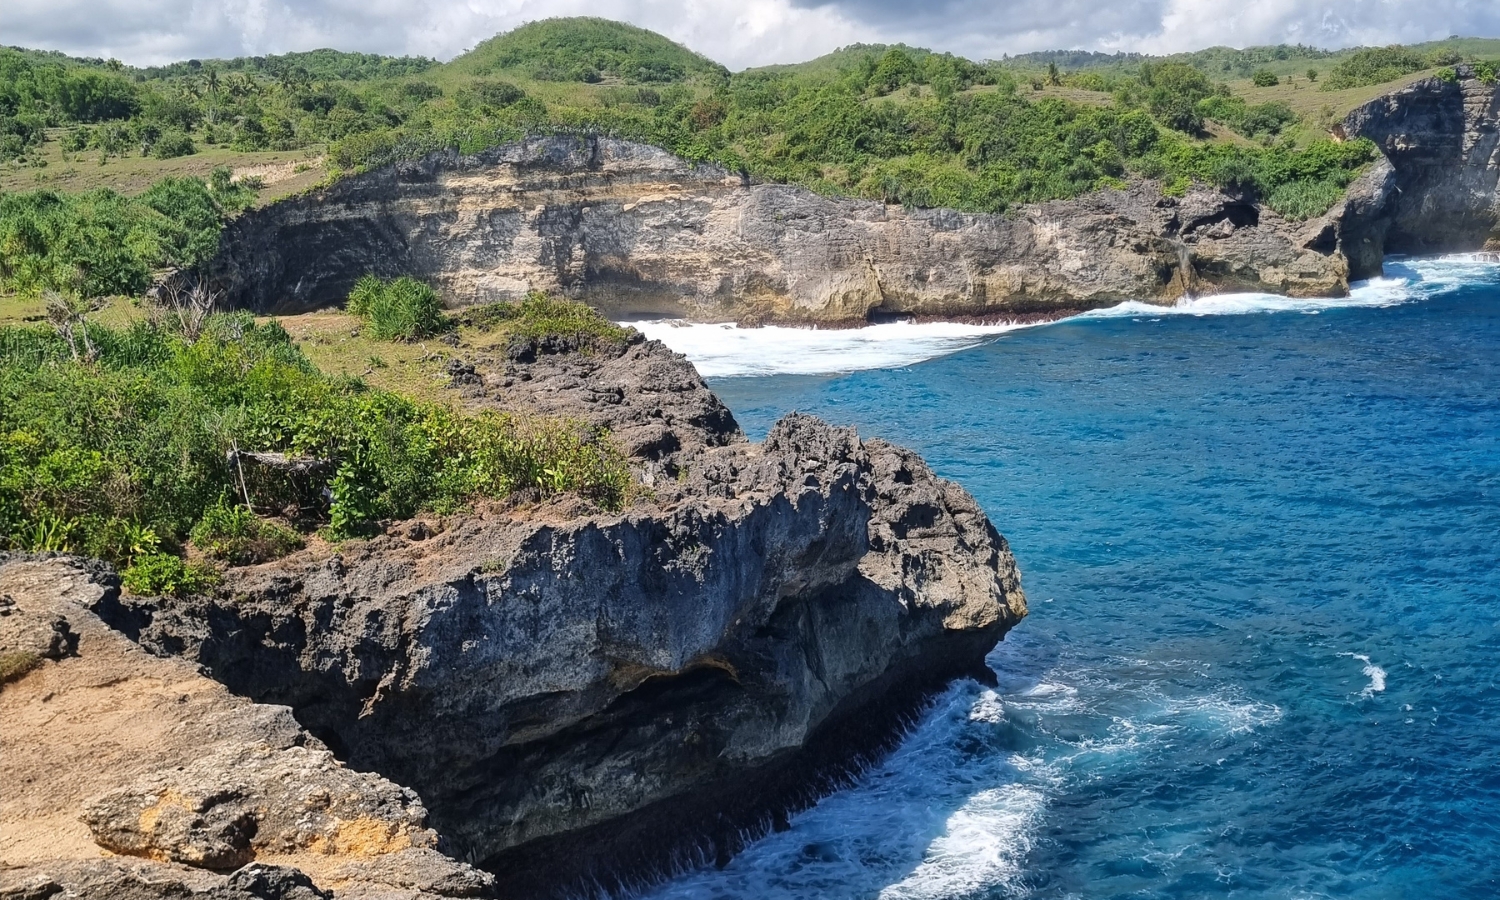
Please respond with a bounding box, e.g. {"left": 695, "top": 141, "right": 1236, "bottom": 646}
{"left": 623, "top": 256, "right": 1500, "bottom": 900}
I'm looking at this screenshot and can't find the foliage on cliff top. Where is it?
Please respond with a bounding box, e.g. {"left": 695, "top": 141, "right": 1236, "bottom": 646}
{"left": 0, "top": 171, "right": 255, "bottom": 297}
{"left": 0, "top": 311, "right": 632, "bottom": 576}
{"left": 5, "top": 19, "right": 1472, "bottom": 222}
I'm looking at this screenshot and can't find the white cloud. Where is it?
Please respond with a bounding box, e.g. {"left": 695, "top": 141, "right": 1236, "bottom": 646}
{"left": 1, "top": 0, "right": 1497, "bottom": 68}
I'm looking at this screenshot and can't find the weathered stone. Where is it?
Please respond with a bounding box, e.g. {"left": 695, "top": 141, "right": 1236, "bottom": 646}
{"left": 0, "top": 556, "right": 487, "bottom": 899}
{"left": 107, "top": 340, "right": 1026, "bottom": 898}
{"left": 226, "top": 864, "right": 331, "bottom": 900}
{"left": 81, "top": 744, "right": 442, "bottom": 871}
{"left": 205, "top": 136, "right": 1350, "bottom": 324}
{"left": 1338, "top": 66, "right": 1500, "bottom": 273}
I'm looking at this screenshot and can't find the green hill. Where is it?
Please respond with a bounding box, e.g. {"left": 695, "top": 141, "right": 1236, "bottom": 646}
{"left": 440, "top": 17, "right": 727, "bottom": 85}
{"left": 5, "top": 18, "right": 1500, "bottom": 242}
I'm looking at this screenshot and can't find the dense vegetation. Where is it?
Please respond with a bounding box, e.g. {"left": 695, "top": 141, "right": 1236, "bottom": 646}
{"left": 308, "top": 36, "right": 1375, "bottom": 219}
{"left": 0, "top": 170, "right": 255, "bottom": 296}
{"left": 0, "top": 43, "right": 434, "bottom": 165}
{"left": 0, "top": 309, "right": 632, "bottom": 591}
{"left": 451, "top": 17, "right": 728, "bottom": 84}
{"left": 9, "top": 22, "right": 1497, "bottom": 222}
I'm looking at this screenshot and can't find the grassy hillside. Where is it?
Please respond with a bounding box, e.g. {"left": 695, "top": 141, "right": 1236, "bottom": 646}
{"left": 441, "top": 17, "right": 727, "bottom": 85}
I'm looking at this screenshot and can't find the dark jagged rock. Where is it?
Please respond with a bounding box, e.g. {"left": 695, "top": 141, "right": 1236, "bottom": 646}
{"left": 205, "top": 136, "right": 1350, "bottom": 323}
{"left": 107, "top": 339, "right": 1026, "bottom": 898}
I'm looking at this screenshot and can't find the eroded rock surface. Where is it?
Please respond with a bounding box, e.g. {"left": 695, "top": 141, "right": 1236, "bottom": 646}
{"left": 208, "top": 136, "right": 1351, "bottom": 323}
{"left": 1338, "top": 65, "right": 1500, "bottom": 275}
{"left": 105, "top": 338, "right": 1026, "bottom": 898}
{"left": 0, "top": 555, "right": 491, "bottom": 900}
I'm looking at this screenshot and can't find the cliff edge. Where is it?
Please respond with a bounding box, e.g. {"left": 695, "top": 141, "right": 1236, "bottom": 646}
{"left": 2, "top": 336, "right": 1026, "bottom": 899}
{"left": 207, "top": 137, "right": 1352, "bottom": 324}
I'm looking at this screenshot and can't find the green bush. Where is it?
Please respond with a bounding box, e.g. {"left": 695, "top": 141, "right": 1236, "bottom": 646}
{"left": 1265, "top": 178, "right": 1346, "bottom": 220}
{"left": 150, "top": 130, "right": 196, "bottom": 159}
{"left": 122, "top": 552, "right": 220, "bottom": 597}
{"left": 1323, "top": 46, "right": 1428, "bottom": 91}
{"left": 1251, "top": 69, "right": 1280, "bottom": 87}
{"left": 0, "top": 313, "right": 631, "bottom": 561}
{"left": 346, "top": 275, "right": 449, "bottom": 340}
{"left": 0, "top": 177, "right": 228, "bottom": 297}
{"left": 189, "top": 496, "right": 303, "bottom": 565}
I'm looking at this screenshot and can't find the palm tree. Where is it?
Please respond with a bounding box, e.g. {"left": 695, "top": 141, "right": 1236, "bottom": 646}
{"left": 202, "top": 67, "right": 221, "bottom": 124}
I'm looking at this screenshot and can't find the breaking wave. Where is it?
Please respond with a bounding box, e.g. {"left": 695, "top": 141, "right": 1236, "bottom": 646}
{"left": 622, "top": 255, "right": 1500, "bottom": 378}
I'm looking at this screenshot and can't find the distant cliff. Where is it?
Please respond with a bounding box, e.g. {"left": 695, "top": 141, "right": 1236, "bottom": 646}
{"left": 209, "top": 137, "right": 1354, "bottom": 324}
{"left": 1336, "top": 64, "right": 1500, "bottom": 278}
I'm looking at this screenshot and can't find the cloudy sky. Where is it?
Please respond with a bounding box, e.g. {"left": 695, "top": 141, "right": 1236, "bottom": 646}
{"left": 4, "top": 0, "right": 1500, "bottom": 69}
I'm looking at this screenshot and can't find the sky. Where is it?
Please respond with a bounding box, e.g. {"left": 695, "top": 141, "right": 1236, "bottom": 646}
{"left": 3, "top": 0, "right": 1500, "bottom": 70}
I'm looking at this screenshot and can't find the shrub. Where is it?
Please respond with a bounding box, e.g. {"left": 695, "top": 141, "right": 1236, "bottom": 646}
{"left": 345, "top": 275, "right": 449, "bottom": 340}
{"left": 150, "top": 130, "right": 196, "bottom": 159}
{"left": 0, "top": 314, "right": 632, "bottom": 556}
{"left": 189, "top": 496, "right": 303, "bottom": 565}
{"left": 1251, "top": 69, "right": 1280, "bottom": 87}
{"left": 1323, "top": 46, "right": 1427, "bottom": 91}
{"left": 0, "top": 651, "right": 42, "bottom": 686}
{"left": 1265, "top": 178, "right": 1345, "bottom": 220}
{"left": 122, "top": 552, "right": 221, "bottom": 597}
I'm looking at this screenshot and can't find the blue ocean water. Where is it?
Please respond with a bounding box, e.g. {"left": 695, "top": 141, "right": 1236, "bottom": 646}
{"left": 636, "top": 258, "right": 1500, "bottom": 900}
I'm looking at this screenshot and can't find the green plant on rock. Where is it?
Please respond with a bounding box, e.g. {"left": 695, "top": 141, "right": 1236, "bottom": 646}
{"left": 121, "top": 552, "right": 220, "bottom": 597}
{"left": 346, "top": 275, "right": 449, "bottom": 341}
{"left": 189, "top": 495, "right": 303, "bottom": 565}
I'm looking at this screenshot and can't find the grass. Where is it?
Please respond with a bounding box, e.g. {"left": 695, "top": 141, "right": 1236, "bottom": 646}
{"left": 0, "top": 307, "right": 634, "bottom": 573}
{"left": 1224, "top": 69, "right": 1447, "bottom": 144}
{"left": 0, "top": 137, "right": 327, "bottom": 204}
{"left": 0, "top": 650, "right": 42, "bottom": 684}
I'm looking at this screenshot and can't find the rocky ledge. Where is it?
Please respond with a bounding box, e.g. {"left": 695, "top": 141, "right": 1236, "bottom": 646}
{"left": 1, "top": 336, "right": 1026, "bottom": 899}
{"left": 208, "top": 136, "right": 1354, "bottom": 324}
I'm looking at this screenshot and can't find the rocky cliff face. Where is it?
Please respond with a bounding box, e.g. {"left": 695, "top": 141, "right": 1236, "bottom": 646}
{"left": 0, "top": 555, "right": 494, "bottom": 900}
{"left": 47, "top": 337, "right": 1024, "bottom": 899}
{"left": 210, "top": 137, "right": 1351, "bottom": 324}
{"left": 1337, "top": 66, "right": 1500, "bottom": 277}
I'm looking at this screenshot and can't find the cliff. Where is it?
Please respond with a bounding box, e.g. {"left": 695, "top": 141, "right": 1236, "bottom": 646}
{"left": 1335, "top": 65, "right": 1500, "bottom": 278}
{"left": 1, "top": 337, "right": 1026, "bottom": 899}
{"left": 208, "top": 137, "right": 1351, "bottom": 324}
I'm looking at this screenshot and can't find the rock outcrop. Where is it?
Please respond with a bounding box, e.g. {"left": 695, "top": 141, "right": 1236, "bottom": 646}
{"left": 1336, "top": 65, "right": 1500, "bottom": 277}
{"left": 88, "top": 337, "right": 1025, "bottom": 898}
{"left": 0, "top": 555, "right": 492, "bottom": 900}
{"left": 208, "top": 136, "right": 1350, "bottom": 324}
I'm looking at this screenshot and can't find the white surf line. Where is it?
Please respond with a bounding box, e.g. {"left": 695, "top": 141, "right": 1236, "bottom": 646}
{"left": 622, "top": 254, "right": 1500, "bottom": 378}
{"left": 624, "top": 318, "right": 1039, "bottom": 378}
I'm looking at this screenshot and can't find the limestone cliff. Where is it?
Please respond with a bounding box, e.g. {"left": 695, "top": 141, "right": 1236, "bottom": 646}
{"left": 208, "top": 137, "right": 1351, "bottom": 324}
{"left": 1336, "top": 65, "right": 1500, "bottom": 278}
{"left": 5, "top": 338, "right": 1025, "bottom": 899}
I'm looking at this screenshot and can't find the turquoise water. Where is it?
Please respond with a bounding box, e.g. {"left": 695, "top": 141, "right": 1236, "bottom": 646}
{"left": 637, "top": 258, "right": 1500, "bottom": 899}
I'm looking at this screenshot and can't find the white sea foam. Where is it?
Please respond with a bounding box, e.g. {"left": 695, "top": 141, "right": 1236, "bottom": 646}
{"left": 624, "top": 318, "right": 1037, "bottom": 378}
{"left": 620, "top": 254, "right": 1500, "bottom": 378}
{"left": 633, "top": 680, "right": 1049, "bottom": 900}
{"left": 1341, "top": 653, "right": 1388, "bottom": 699}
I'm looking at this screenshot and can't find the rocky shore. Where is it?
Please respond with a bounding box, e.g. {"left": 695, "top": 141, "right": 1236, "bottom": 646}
{"left": 0, "top": 335, "right": 1025, "bottom": 899}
